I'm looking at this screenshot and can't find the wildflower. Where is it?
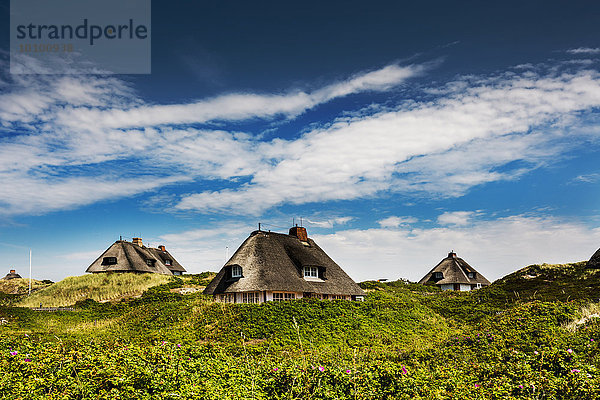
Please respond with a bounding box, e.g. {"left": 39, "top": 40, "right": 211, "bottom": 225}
{"left": 518, "top": 385, "right": 523, "bottom": 389}
{"left": 571, "top": 369, "right": 580, "bottom": 373}
{"left": 273, "top": 367, "right": 278, "bottom": 372}
{"left": 24, "top": 358, "right": 31, "bottom": 362}
{"left": 9, "top": 351, "right": 17, "bottom": 356}
{"left": 318, "top": 366, "right": 324, "bottom": 372}
{"left": 534, "top": 351, "right": 539, "bottom": 355}
{"left": 474, "top": 384, "right": 480, "bottom": 388}
{"left": 346, "top": 369, "right": 351, "bottom": 374}
{"left": 567, "top": 348, "right": 573, "bottom": 354}
{"left": 401, "top": 365, "right": 408, "bottom": 375}
{"left": 161, "top": 341, "right": 166, "bottom": 345}
{"left": 177, "top": 344, "right": 181, "bottom": 348}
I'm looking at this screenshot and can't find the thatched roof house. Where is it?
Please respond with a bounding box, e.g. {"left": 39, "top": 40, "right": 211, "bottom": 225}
{"left": 587, "top": 248, "right": 600, "bottom": 269}
{"left": 2, "top": 269, "right": 22, "bottom": 280}
{"left": 204, "top": 226, "right": 365, "bottom": 303}
{"left": 86, "top": 238, "right": 186, "bottom": 275}
{"left": 419, "top": 251, "right": 490, "bottom": 291}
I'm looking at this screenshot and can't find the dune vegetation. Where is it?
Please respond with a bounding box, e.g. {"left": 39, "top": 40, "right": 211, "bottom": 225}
{"left": 16, "top": 273, "right": 172, "bottom": 308}
{"left": 0, "top": 265, "right": 599, "bottom": 399}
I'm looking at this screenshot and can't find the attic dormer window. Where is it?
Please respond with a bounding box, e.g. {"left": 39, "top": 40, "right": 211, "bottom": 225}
{"left": 467, "top": 272, "right": 476, "bottom": 279}
{"left": 102, "top": 257, "right": 117, "bottom": 265}
{"left": 164, "top": 259, "right": 172, "bottom": 266}
{"left": 304, "top": 266, "right": 318, "bottom": 278}
{"left": 146, "top": 259, "right": 155, "bottom": 266}
{"left": 434, "top": 272, "right": 443, "bottom": 280}
{"left": 231, "top": 265, "right": 242, "bottom": 278}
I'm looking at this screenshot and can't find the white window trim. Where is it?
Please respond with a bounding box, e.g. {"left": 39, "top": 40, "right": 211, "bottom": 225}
{"left": 231, "top": 265, "right": 242, "bottom": 278}
{"left": 303, "top": 266, "right": 318, "bottom": 278}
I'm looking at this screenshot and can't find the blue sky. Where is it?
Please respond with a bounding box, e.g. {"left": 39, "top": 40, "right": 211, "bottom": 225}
{"left": 1, "top": 0, "right": 600, "bottom": 282}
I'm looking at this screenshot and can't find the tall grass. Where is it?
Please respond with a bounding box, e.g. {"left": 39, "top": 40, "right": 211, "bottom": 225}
{"left": 17, "top": 273, "right": 172, "bottom": 307}
{"left": 0, "top": 278, "right": 51, "bottom": 295}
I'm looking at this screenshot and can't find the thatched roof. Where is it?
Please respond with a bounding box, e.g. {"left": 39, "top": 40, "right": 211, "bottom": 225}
{"left": 86, "top": 239, "right": 185, "bottom": 275}
{"left": 587, "top": 248, "right": 600, "bottom": 269}
{"left": 3, "top": 270, "right": 22, "bottom": 280}
{"left": 204, "top": 229, "right": 364, "bottom": 296}
{"left": 418, "top": 252, "right": 491, "bottom": 286}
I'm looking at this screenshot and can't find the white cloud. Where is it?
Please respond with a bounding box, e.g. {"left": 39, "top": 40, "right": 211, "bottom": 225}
{"left": 157, "top": 224, "right": 255, "bottom": 273}
{"left": 567, "top": 48, "right": 600, "bottom": 55}
{"left": 55, "top": 64, "right": 423, "bottom": 130}
{"left": 572, "top": 173, "right": 600, "bottom": 184}
{"left": 3, "top": 58, "right": 600, "bottom": 218}
{"left": 313, "top": 214, "right": 600, "bottom": 282}
{"left": 176, "top": 68, "right": 600, "bottom": 214}
{"left": 305, "top": 216, "right": 353, "bottom": 228}
{"left": 378, "top": 216, "right": 418, "bottom": 228}
{"left": 437, "top": 211, "right": 479, "bottom": 226}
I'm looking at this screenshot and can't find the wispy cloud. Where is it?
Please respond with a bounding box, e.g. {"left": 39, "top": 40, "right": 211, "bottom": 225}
{"left": 567, "top": 47, "right": 600, "bottom": 55}
{"left": 3, "top": 57, "right": 600, "bottom": 218}
{"left": 55, "top": 63, "right": 424, "bottom": 130}
{"left": 437, "top": 211, "right": 480, "bottom": 226}
{"left": 572, "top": 173, "right": 600, "bottom": 184}
{"left": 176, "top": 67, "right": 600, "bottom": 214}
{"left": 378, "top": 216, "right": 418, "bottom": 228}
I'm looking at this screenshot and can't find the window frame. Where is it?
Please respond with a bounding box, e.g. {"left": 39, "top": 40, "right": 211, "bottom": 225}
{"left": 231, "top": 265, "right": 242, "bottom": 278}
{"left": 303, "top": 266, "right": 318, "bottom": 278}
{"left": 241, "top": 292, "right": 259, "bottom": 303}
{"left": 433, "top": 272, "right": 443, "bottom": 280}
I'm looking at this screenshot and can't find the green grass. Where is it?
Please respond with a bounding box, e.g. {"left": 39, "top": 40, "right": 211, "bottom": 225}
{"left": 0, "top": 278, "right": 52, "bottom": 295}
{"left": 16, "top": 273, "right": 172, "bottom": 307}
{"left": 1, "top": 263, "right": 600, "bottom": 398}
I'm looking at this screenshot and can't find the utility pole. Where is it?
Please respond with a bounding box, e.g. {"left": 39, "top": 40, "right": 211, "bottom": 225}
{"left": 28, "top": 249, "right": 32, "bottom": 295}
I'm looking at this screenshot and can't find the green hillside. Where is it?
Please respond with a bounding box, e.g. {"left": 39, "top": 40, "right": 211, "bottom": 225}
{"left": 0, "top": 263, "right": 599, "bottom": 399}
{"left": 16, "top": 273, "right": 172, "bottom": 307}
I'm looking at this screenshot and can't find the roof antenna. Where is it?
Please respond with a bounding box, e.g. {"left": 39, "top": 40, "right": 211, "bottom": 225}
{"left": 258, "top": 222, "right": 261, "bottom": 231}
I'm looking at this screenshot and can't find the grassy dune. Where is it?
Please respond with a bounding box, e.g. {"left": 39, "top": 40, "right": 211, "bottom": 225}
{"left": 17, "top": 273, "right": 172, "bottom": 307}
{"left": 0, "top": 278, "right": 51, "bottom": 295}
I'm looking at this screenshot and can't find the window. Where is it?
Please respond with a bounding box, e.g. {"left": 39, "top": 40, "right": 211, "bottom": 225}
{"left": 303, "top": 266, "right": 318, "bottom": 278}
{"left": 102, "top": 257, "right": 117, "bottom": 265}
{"left": 164, "top": 259, "right": 172, "bottom": 266}
{"left": 241, "top": 292, "right": 259, "bottom": 303}
{"left": 332, "top": 295, "right": 347, "bottom": 300}
{"left": 273, "top": 292, "right": 295, "bottom": 301}
{"left": 145, "top": 259, "right": 155, "bottom": 266}
{"left": 231, "top": 265, "right": 242, "bottom": 278}
{"left": 467, "top": 272, "right": 476, "bottom": 279}
{"left": 433, "top": 272, "right": 443, "bottom": 280}
{"left": 219, "top": 294, "right": 235, "bottom": 303}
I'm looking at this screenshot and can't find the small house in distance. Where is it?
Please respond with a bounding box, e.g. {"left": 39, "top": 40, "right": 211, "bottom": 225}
{"left": 586, "top": 248, "right": 600, "bottom": 269}
{"left": 204, "top": 226, "right": 365, "bottom": 303}
{"left": 2, "top": 269, "right": 22, "bottom": 280}
{"left": 419, "top": 251, "right": 490, "bottom": 291}
{"left": 86, "top": 237, "right": 186, "bottom": 276}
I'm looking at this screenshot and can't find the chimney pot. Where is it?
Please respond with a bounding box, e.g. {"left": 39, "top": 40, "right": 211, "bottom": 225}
{"left": 9, "top": 269, "right": 15, "bottom": 274}
{"left": 132, "top": 237, "right": 143, "bottom": 247}
{"left": 289, "top": 226, "right": 308, "bottom": 241}
{"left": 159, "top": 245, "right": 166, "bottom": 252}
{"left": 448, "top": 251, "right": 457, "bottom": 258}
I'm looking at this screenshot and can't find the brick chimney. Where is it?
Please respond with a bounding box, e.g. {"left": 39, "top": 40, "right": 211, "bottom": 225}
{"left": 132, "top": 237, "right": 143, "bottom": 247}
{"left": 289, "top": 225, "right": 308, "bottom": 241}
{"left": 9, "top": 269, "right": 15, "bottom": 274}
{"left": 448, "top": 251, "right": 457, "bottom": 258}
{"left": 158, "top": 245, "right": 166, "bottom": 252}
